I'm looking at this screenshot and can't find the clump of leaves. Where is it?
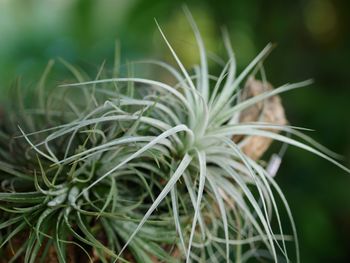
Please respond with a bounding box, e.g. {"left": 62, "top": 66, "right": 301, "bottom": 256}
{"left": 0, "top": 10, "right": 348, "bottom": 263}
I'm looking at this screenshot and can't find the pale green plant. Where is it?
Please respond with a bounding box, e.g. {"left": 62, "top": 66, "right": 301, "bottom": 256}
{"left": 0, "top": 8, "right": 349, "bottom": 263}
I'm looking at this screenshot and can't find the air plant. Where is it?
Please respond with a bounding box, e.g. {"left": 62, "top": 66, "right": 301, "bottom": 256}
{"left": 0, "top": 9, "right": 349, "bottom": 263}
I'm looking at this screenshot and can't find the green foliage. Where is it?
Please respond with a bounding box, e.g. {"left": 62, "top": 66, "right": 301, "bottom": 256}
{"left": 0, "top": 10, "right": 348, "bottom": 263}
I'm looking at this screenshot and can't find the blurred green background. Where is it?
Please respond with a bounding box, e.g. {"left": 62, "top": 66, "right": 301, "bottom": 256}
{"left": 0, "top": 0, "right": 349, "bottom": 262}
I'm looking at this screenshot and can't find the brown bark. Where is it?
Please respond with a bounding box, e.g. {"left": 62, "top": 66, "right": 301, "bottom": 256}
{"left": 233, "top": 77, "right": 287, "bottom": 160}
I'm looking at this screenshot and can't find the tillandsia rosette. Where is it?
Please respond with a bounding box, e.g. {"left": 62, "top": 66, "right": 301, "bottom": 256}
{"left": 0, "top": 10, "right": 349, "bottom": 263}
